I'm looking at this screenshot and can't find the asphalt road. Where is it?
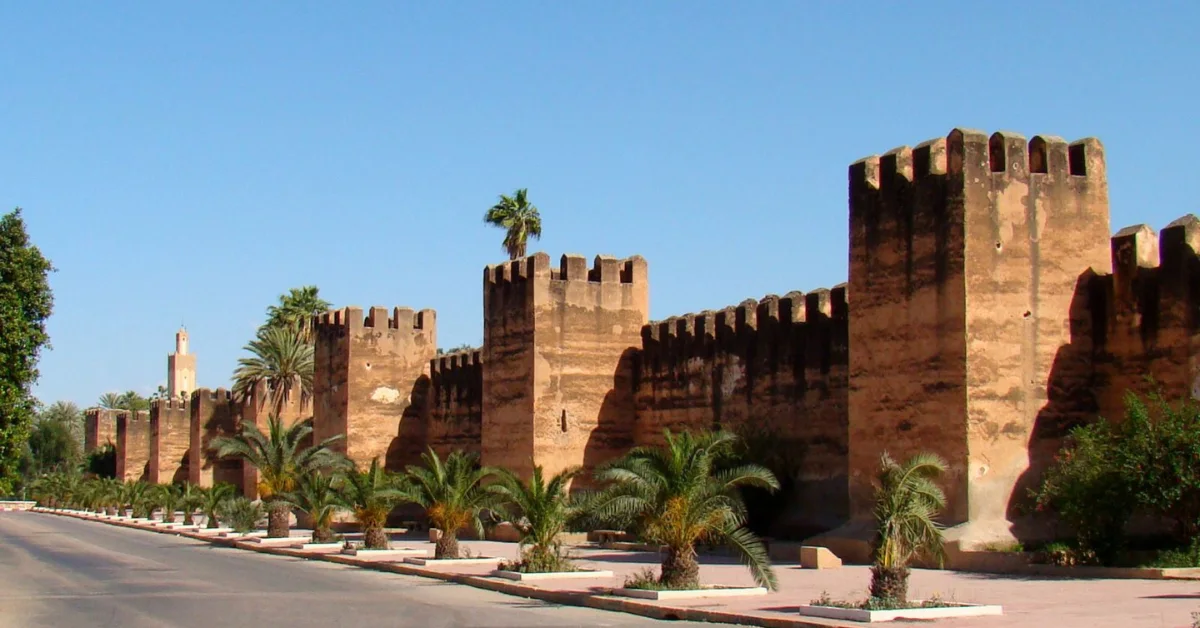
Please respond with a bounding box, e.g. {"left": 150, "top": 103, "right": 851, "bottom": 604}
{"left": 0, "top": 512, "right": 708, "bottom": 628}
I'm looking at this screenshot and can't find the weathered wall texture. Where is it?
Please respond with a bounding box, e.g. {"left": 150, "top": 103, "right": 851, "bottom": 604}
{"left": 84, "top": 408, "right": 117, "bottom": 453}
{"left": 116, "top": 410, "right": 151, "bottom": 482}
{"left": 189, "top": 388, "right": 241, "bottom": 489}
{"left": 483, "top": 253, "right": 649, "bottom": 480}
{"left": 428, "top": 350, "right": 483, "bottom": 458}
{"left": 148, "top": 399, "right": 190, "bottom": 484}
{"left": 635, "top": 288, "right": 849, "bottom": 533}
{"left": 313, "top": 306, "right": 437, "bottom": 472}
{"left": 847, "top": 129, "right": 1111, "bottom": 529}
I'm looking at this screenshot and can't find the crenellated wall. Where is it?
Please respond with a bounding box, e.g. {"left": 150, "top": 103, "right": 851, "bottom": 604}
{"left": 116, "top": 410, "right": 151, "bottom": 482}
{"left": 428, "top": 350, "right": 483, "bottom": 457}
{"left": 84, "top": 408, "right": 118, "bottom": 453}
{"left": 149, "top": 398, "right": 190, "bottom": 484}
{"left": 189, "top": 388, "right": 241, "bottom": 489}
{"left": 634, "top": 287, "right": 849, "bottom": 532}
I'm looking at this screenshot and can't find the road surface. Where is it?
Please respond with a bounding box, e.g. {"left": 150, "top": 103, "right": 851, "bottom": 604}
{"left": 0, "top": 511, "right": 708, "bottom": 628}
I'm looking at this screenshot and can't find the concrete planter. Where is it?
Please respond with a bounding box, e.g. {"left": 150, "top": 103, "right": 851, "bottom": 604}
{"left": 195, "top": 527, "right": 233, "bottom": 535}
{"left": 342, "top": 548, "right": 428, "bottom": 560}
{"left": 300, "top": 542, "right": 345, "bottom": 552}
{"left": 492, "top": 569, "right": 614, "bottom": 581}
{"left": 797, "top": 602, "right": 1003, "bottom": 623}
{"left": 246, "top": 536, "right": 306, "bottom": 547}
{"left": 613, "top": 586, "right": 769, "bottom": 600}
{"left": 219, "top": 530, "right": 268, "bottom": 538}
{"left": 405, "top": 556, "right": 502, "bottom": 566}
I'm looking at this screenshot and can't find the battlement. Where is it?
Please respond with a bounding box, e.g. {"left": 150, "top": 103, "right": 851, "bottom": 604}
{"left": 192, "top": 387, "right": 234, "bottom": 402}
{"left": 430, "top": 349, "right": 484, "bottom": 409}
{"left": 150, "top": 397, "right": 188, "bottom": 411}
{"left": 484, "top": 252, "right": 648, "bottom": 286}
{"left": 314, "top": 306, "right": 436, "bottom": 332}
{"left": 430, "top": 349, "right": 482, "bottom": 376}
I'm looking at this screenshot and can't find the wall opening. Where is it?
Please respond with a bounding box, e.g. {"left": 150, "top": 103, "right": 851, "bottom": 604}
{"left": 989, "top": 134, "right": 1007, "bottom": 173}
{"left": 560, "top": 410, "right": 568, "bottom": 432}
{"left": 1069, "top": 143, "right": 1088, "bottom": 176}
{"left": 1028, "top": 137, "right": 1048, "bottom": 174}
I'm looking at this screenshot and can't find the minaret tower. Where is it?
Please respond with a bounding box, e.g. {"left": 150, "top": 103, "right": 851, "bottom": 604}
{"left": 167, "top": 327, "right": 196, "bottom": 399}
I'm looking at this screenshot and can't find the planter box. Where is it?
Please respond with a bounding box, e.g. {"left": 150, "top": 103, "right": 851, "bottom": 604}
{"left": 342, "top": 548, "right": 428, "bottom": 560}
{"left": 195, "top": 527, "right": 233, "bottom": 535}
{"left": 613, "top": 586, "right": 769, "bottom": 601}
{"left": 405, "top": 556, "right": 502, "bottom": 566}
{"left": 797, "top": 602, "right": 1003, "bottom": 623}
{"left": 246, "top": 536, "right": 306, "bottom": 547}
{"left": 492, "top": 569, "right": 614, "bottom": 581}
{"left": 602, "top": 541, "right": 667, "bottom": 552}
{"left": 300, "top": 542, "right": 345, "bottom": 552}
{"left": 219, "top": 530, "right": 268, "bottom": 538}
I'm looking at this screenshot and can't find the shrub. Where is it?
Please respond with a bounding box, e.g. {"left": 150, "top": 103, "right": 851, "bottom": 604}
{"left": 1118, "top": 391, "right": 1200, "bottom": 542}
{"left": 219, "top": 497, "right": 265, "bottom": 533}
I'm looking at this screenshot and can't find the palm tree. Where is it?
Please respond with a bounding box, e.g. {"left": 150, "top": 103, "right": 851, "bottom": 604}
{"left": 404, "top": 448, "right": 499, "bottom": 559}
{"left": 99, "top": 477, "right": 123, "bottom": 515}
{"left": 179, "top": 483, "right": 204, "bottom": 525}
{"left": 264, "top": 286, "right": 331, "bottom": 343}
{"left": 154, "top": 483, "right": 181, "bottom": 523}
{"left": 483, "top": 188, "right": 542, "bottom": 260}
{"left": 870, "top": 452, "right": 948, "bottom": 605}
{"left": 232, "top": 326, "right": 314, "bottom": 417}
{"left": 338, "top": 458, "right": 407, "bottom": 549}
{"left": 210, "top": 415, "right": 347, "bottom": 537}
{"left": 118, "top": 391, "right": 149, "bottom": 412}
{"left": 281, "top": 469, "right": 343, "bottom": 544}
{"left": 490, "top": 465, "right": 589, "bottom": 573}
{"left": 200, "top": 483, "right": 236, "bottom": 529}
{"left": 122, "top": 481, "right": 151, "bottom": 518}
{"left": 97, "top": 393, "right": 124, "bottom": 410}
{"left": 592, "top": 430, "right": 780, "bottom": 591}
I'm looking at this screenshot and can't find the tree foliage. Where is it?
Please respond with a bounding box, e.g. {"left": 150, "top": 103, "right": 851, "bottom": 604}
{"left": 263, "top": 286, "right": 330, "bottom": 343}
{"left": 0, "top": 209, "right": 54, "bottom": 495}
{"left": 490, "top": 465, "right": 589, "bottom": 573}
{"left": 870, "top": 452, "right": 948, "bottom": 605}
{"left": 28, "top": 402, "right": 82, "bottom": 474}
{"left": 403, "top": 448, "right": 499, "bottom": 559}
{"left": 483, "top": 188, "right": 542, "bottom": 260}
{"left": 337, "top": 458, "right": 406, "bottom": 549}
{"left": 231, "top": 326, "right": 314, "bottom": 415}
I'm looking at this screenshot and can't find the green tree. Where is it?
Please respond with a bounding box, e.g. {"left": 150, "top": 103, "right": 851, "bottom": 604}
{"left": 870, "top": 452, "right": 948, "bottom": 606}
{"left": 232, "top": 326, "right": 314, "bottom": 416}
{"left": 264, "top": 286, "right": 330, "bottom": 343}
{"left": 483, "top": 188, "right": 542, "bottom": 260}
{"left": 281, "top": 469, "right": 343, "bottom": 544}
{"left": 490, "top": 465, "right": 589, "bottom": 573}
{"left": 118, "top": 391, "right": 149, "bottom": 412}
{"left": 28, "top": 403, "right": 82, "bottom": 473}
{"left": 210, "top": 415, "right": 347, "bottom": 537}
{"left": 0, "top": 209, "right": 54, "bottom": 495}
{"left": 404, "top": 448, "right": 499, "bottom": 559}
{"left": 97, "top": 393, "right": 124, "bottom": 410}
{"left": 85, "top": 443, "right": 117, "bottom": 479}
{"left": 338, "top": 458, "right": 406, "bottom": 549}
{"left": 592, "top": 429, "right": 779, "bottom": 591}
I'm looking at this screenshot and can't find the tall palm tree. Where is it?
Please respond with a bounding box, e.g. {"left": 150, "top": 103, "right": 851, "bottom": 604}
{"left": 281, "top": 469, "right": 343, "bottom": 544}
{"left": 97, "top": 393, "right": 124, "bottom": 410}
{"left": 490, "top": 465, "right": 589, "bottom": 573}
{"left": 264, "top": 286, "right": 331, "bottom": 343}
{"left": 870, "top": 452, "right": 948, "bottom": 605}
{"left": 232, "top": 326, "right": 314, "bottom": 416}
{"left": 210, "top": 415, "right": 347, "bottom": 537}
{"left": 200, "top": 483, "right": 236, "bottom": 528}
{"left": 404, "top": 448, "right": 499, "bottom": 559}
{"left": 592, "top": 429, "right": 780, "bottom": 591}
{"left": 338, "top": 458, "right": 407, "bottom": 549}
{"left": 483, "top": 188, "right": 542, "bottom": 260}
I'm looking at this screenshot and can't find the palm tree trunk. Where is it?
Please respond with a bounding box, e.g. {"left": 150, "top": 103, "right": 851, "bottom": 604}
{"left": 313, "top": 526, "right": 335, "bottom": 544}
{"left": 267, "top": 501, "right": 291, "bottom": 538}
{"left": 183, "top": 510, "right": 194, "bottom": 525}
{"left": 364, "top": 525, "right": 388, "bottom": 550}
{"left": 869, "top": 566, "right": 909, "bottom": 605}
{"left": 660, "top": 545, "right": 701, "bottom": 590}
{"left": 435, "top": 533, "right": 460, "bottom": 559}
{"left": 207, "top": 511, "right": 220, "bottom": 528}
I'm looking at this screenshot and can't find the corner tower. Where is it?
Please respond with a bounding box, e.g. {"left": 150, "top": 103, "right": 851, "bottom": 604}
{"left": 846, "top": 129, "right": 1111, "bottom": 540}
{"left": 482, "top": 253, "right": 649, "bottom": 481}
{"left": 168, "top": 328, "right": 196, "bottom": 399}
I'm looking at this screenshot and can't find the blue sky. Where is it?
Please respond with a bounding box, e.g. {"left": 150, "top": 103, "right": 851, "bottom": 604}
{"left": 3, "top": 2, "right": 1195, "bottom": 408}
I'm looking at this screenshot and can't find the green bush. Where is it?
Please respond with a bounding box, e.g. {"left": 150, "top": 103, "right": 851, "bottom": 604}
{"left": 218, "top": 497, "right": 265, "bottom": 533}
{"left": 1118, "top": 392, "right": 1200, "bottom": 542}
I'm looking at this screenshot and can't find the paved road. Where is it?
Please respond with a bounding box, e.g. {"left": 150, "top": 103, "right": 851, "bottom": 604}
{"left": 0, "top": 512, "right": 707, "bottom": 628}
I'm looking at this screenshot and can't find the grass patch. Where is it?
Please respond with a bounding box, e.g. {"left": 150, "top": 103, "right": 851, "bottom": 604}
{"left": 622, "top": 567, "right": 683, "bottom": 591}
{"left": 498, "top": 545, "right": 579, "bottom": 573}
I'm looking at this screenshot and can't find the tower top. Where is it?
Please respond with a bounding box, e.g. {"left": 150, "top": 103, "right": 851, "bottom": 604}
{"left": 175, "top": 328, "right": 189, "bottom": 355}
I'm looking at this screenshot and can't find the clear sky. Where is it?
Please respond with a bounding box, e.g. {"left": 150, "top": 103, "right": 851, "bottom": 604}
{"left": 3, "top": 2, "right": 1196, "bottom": 408}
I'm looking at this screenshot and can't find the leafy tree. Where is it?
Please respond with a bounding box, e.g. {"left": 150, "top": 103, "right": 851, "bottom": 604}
{"left": 118, "top": 391, "right": 149, "bottom": 412}
{"left": 1118, "top": 391, "right": 1200, "bottom": 542}
{"left": 338, "top": 458, "right": 406, "bottom": 549}
{"left": 404, "top": 448, "right": 499, "bottom": 559}
{"left": 483, "top": 188, "right": 542, "bottom": 260}
{"left": 38, "top": 401, "right": 83, "bottom": 447}
{"left": 592, "top": 429, "right": 779, "bottom": 591}
{"left": 490, "top": 465, "right": 589, "bottom": 573}
{"left": 231, "top": 326, "right": 314, "bottom": 416}
{"left": 200, "top": 483, "right": 236, "bottom": 528}
{"left": 0, "top": 209, "right": 54, "bottom": 495}
{"left": 281, "top": 469, "right": 343, "bottom": 544}
{"left": 28, "top": 404, "right": 82, "bottom": 473}
{"left": 210, "top": 415, "right": 347, "bottom": 537}
{"left": 264, "top": 286, "right": 330, "bottom": 343}
{"left": 86, "top": 443, "right": 117, "bottom": 479}
{"left": 870, "top": 452, "right": 948, "bottom": 606}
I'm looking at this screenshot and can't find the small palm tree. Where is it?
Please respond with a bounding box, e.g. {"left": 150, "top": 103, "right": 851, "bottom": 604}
{"left": 154, "top": 483, "right": 182, "bottom": 523}
{"left": 118, "top": 390, "right": 149, "bottom": 412}
{"left": 99, "top": 478, "right": 123, "bottom": 515}
{"left": 211, "top": 415, "right": 347, "bottom": 537}
{"left": 483, "top": 188, "right": 542, "bottom": 260}
{"left": 870, "top": 452, "right": 948, "bottom": 606}
{"left": 338, "top": 458, "right": 407, "bottom": 549}
{"left": 490, "top": 465, "right": 589, "bottom": 573}
{"left": 200, "top": 483, "right": 236, "bottom": 528}
{"left": 97, "top": 392, "right": 124, "bottom": 410}
{"left": 123, "top": 481, "right": 151, "bottom": 518}
{"left": 404, "top": 448, "right": 499, "bottom": 559}
{"left": 281, "top": 469, "right": 343, "bottom": 544}
{"left": 232, "top": 326, "right": 314, "bottom": 416}
{"left": 592, "top": 429, "right": 780, "bottom": 591}
{"left": 264, "top": 286, "right": 331, "bottom": 343}
{"left": 179, "top": 483, "right": 205, "bottom": 525}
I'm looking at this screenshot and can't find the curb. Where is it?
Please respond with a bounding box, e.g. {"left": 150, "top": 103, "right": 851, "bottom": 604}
{"left": 27, "top": 508, "right": 850, "bottom": 628}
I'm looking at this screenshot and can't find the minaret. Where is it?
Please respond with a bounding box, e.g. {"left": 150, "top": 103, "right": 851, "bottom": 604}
{"left": 167, "top": 328, "right": 196, "bottom": 398}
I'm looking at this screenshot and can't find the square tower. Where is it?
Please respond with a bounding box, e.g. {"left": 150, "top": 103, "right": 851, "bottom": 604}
{"left": 84, "top": 408, "right": 118, "bottom": 453}
{"left": 149, "top": 398, "right": 190, "bottom": 484}
{"left": 168, "top": 328, "right": 196, "bottom": 399}
{"left": 482, "top": 253, "right": 649, "bottom": 480}
{"left": 116, "top": 410, "right": 151, "bottom": 482}
{"left": 847, "top": 129, "right": 1110, "bottom": 536}
{"left": 312, "top": 306, "right": 437, "bottom": 470}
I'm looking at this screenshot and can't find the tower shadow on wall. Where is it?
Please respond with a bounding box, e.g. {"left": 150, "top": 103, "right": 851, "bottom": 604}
{"left": 581, "top": 348, "right": 641, "bottom": 490}
{"left": 1007, "top": 269, "right": 1103, "bottom": 539}
{"left": 384, "top": 374, "right": 432, "bottom": 473}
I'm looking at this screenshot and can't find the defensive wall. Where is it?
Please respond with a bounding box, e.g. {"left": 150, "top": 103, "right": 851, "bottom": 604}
{"left": 84, "top": 408, "right": 117, "bottom": 453}
{"left": 428, "top": 349, "right": 483, "bottom": 458}
{"left": 148, "top": 398, "right": 189, "bottom": 484}
{"left": 115, "top": 410, "right": 150, "bottom": 482}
